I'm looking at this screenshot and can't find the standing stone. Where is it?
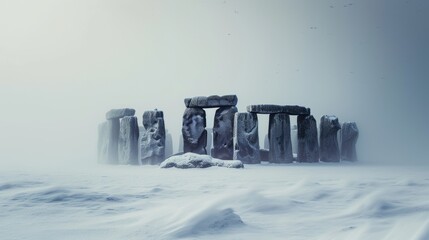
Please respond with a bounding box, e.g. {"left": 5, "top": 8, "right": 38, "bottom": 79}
{"left": 141, "top": 110, "right": 166, "bottom": 165}
{"left": 165, "top": 131, "right": 173, "bottom": 158}
{"left": 341, "top": 122, "right": 359, "bottom": 161}
{"left": 233, "top": 112, "right": 260, "bottom": 164}
{"left": 297, "top": 115, "right": 319, "bottom": 162}
{"left": 182, "top": 107, "right": 207, "bottom": 154}
{"left": 268, "top": 113, "right": 293, "bottom": 163}
{"left": 118, "top": 116, "right": 139, "bottom": 165}
{"left": 212, "top": 106, "right": 238, "bottom": 160}
{"left": 319, "top": 115, "right": 341, "bottom": 162}
{"left": 97, "top": 121, "right": 109, "bottom": 163}
{"left": 106, "top": 118, "right": 120, "bottom": 164}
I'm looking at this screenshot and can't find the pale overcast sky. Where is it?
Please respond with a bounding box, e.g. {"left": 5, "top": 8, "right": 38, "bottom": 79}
{"left": 0, "top": 0, "right": 428, "bottom": 168}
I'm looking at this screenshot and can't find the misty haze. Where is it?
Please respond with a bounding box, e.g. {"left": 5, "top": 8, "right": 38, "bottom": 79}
{"left": 1, "top": 1, "right": 428, "bottom": 239}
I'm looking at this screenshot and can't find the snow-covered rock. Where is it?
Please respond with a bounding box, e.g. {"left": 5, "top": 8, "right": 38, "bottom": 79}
{"left": 160, "top": 153, "right": 244, "bottom": 169}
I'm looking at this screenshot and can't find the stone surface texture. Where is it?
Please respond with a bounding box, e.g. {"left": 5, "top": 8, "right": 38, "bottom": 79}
{"left": 211, "top": 106, "right": 238, "bottom": 160}
{"left": 182, "top": 107, "right": 207, "bottom": 154}
{"left": 341, "top": 122, "right": 359, "bottom": 161}
{"left": 184, "top": 95, "right": 238, "bottom": 108}
{"left": 106, "top": 118, "right": 120, "bottom": 164}
{"left": 118, "top": 116, "right": 139, "bottom": 165}
{"left": 233, "top": 112, "right": 260, "bottom": 164}
{"left": 319, "top": 115, "right": 341, "bottom": 162}
{"left": 297, "top": 115, "right": 319, "bottom": 163}
{"left": 268, "top": 113, "right": 293, "bottom": 163}
{"left": 140, "top": 110, "right": 166, "bottom": 165}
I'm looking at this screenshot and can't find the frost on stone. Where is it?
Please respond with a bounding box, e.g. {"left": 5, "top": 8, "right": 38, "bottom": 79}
{"left": 233, "top": 112, "right": 260, "bottom": 164}
{"left": 320, "top": 115, "right": 341, "bottom": 162}
{"left": 182, "top": 107, "right": 207, "bottom": 154}
{"left": 118, "top": 116, "right": 139, "bottom": 165}
{"left": 140, "top": 110, "right": 166, "bottom": 165}
{"left": 160, "top": 153, "right": 244, "bottom": 169}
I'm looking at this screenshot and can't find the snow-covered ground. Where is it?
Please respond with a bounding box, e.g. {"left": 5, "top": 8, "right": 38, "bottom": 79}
{"left": 1, "top": 163, "right": 429, "bottom": 240}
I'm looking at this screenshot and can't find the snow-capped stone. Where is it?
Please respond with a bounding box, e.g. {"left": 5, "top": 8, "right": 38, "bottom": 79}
{"left": 319, "top": 115, "right": 341, "bottom": 162}
{"left": 160, "top": 153, "right": 244, "bottom": 169}
{"left": 105, "top": 108, "right": 135, "bottom": 120}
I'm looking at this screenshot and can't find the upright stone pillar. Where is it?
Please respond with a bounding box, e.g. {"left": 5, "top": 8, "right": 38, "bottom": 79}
{"left": 212, "top": 106, "right": 238, "bottom": 160}
{"left": 320, "top": 115, "right": 341, "bottom": 162}
{"left": 341, "top": 122, "right": 359, "bottom": 161}
{"left": 297, "top": 115, "right": 319, "bottom": 162}
{"left": 102, "top": 108, "right": 136, "bottom": 165}
{"left": 233, "top": 112, "right": 260, "bottom": 164}
{"left": 118, "top": 116, "right": 139, "bottom": 165}
{"left": 97, "top": 121, "right": 109, "bottom": 163}
{"left": 106, "top": 118, "right": 120, "bottom": 164}
{"left": 141, "top": 110, "right": 166, "bottom": 165}
{"left": 268, "top": 113, "right": 293, "bottom": 163}
{"left": 182, "top": 107, "right": 207, "bottom": 154}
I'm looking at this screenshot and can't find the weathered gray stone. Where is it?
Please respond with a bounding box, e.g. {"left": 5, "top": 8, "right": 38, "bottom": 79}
{"left": 297, "top": 115, "right": 319, "bottom": 163}
{"left": 97, "top": 121, "right": 109, "bottom": 163}
{"left": 341, "top": 122, "right": 359, "bottom": 161}
{"left": 247, "top": 105, "right": 310, "bottom": 115}
{"left": 105, "top": 108, "right": 135, "bottom": 120}
{"left": 268, "top": 113, "right": 293, "bottom": 163}
{"left": 106, "top": 118, "right": 120, "bottom": 164}
{"left": 233, "top": 112, "right": 260, "bottom": 164}
{"left": 118, "top": 116, "right": 139, "bottom": 165}
{"left": 320, "top": 115, "right": 341, "bottom": 162}
{"left": 141, "top": 110, "right": 166, "bottom": 165}
{"left": 184, "top": 95, "right": 238, "bottom": 108}
{"left": 182, "top": 107, "right": 207, "bottom": 154}
{"left": 211, "top": 106, "right": 238, "bottom": 160}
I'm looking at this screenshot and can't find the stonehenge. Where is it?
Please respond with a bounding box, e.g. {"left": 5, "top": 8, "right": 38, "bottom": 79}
{"left": 341, "top": 122, "right": 359, "bottom": 161}
{"left": 141, "top": 109, "right": 166, "bottom": 165}
{"left": 319, "top": 115, "right": 341, "bottom": 162}
{"left": 97, "top": 96, "right": 359, "bottom": 166}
